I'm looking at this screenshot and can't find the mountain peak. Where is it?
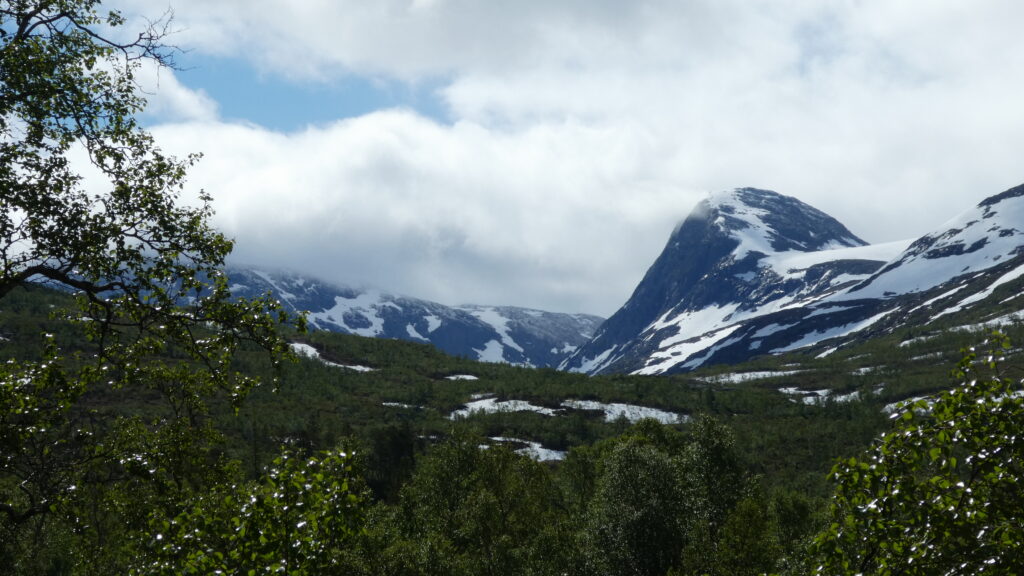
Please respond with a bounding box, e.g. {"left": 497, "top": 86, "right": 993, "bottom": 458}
{"left": 566, "top": 183, "right": 1024, "bottom": 376}
{"left": 978, "top": 182, "right": 1024, "bottom": 208}
{"left": 226, "top": 266, "right": 604, "bottom": 368}
{"left": 692, "top": 188, "right": 867, "bottom": 257}
{"left": 563, "top": 188, "right": 886, "bottom": 375}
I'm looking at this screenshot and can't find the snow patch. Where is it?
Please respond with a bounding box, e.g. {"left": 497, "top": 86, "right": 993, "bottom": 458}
{"left": 954, "top": 311, "right": 1024, "bottom": 333}
{"left": 899, "top": 335, "right": 937, "bottom": 348}
{"left": 752, "top": 322, "right": 798, "bottom": 338}
{"left": 463, "top": 307, "right": 525, "bottom": 353}
{"left": 307, "top": 291, "right": 391, "bottom": 337}
{"left": 424, "top": 314, "right": 442, "bottom": 333}
{"left": 771, "top": 309, "right": 894, "bottom": 353}
{"left": 852, "top": 366, "right": 882, "bottom": 375}
{"left": 560, "top": 399, "right": 688, "bottom": 424}
{"left": 703, "top": 370, "right": 805, "bottom": 383}
{"left": 449, "top": 398, "right": 557, "bottom": 419}
{"left": 763, "top": 239, "right": 912, "bottom": 280}
{"left": 573, "top": 346, "right": 618, "bottom": 374}
{"left": 406, "top": 323, "right": 428, "bottom": 341}
{"left": 489, "top": 437, "right": 566, "bottom": 462}
{"left": 779, "top": 387, "right": 860, "bottom": 405}
{"left": 931, "top": 264, "right": 1024, "bottom": 320}
{"left": 474, "top": 340, "right": 507, "bottom": 363}
{"left": 289, "top": 342, "right": 375, "bottom": 372}
{"left": 637, "top": 324, "right": 742, "bottom": 375}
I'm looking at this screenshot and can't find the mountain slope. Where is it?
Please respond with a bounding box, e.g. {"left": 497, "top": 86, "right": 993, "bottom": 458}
{"left": 563, "top": 188, "right": 900, "bottom": 374}
{"left": 226, "top": 268, "right": 604, "bottom": 368}
{"left": 566, "top": 185, "right": 1024, "bottom": 375}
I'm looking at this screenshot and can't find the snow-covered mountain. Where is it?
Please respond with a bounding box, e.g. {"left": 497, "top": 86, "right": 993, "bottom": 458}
{"left": 565, "top": 185, "right": 1024, "bottom": 375}
{"left": 225, "top": 268, "right": 604, "bottom": 368}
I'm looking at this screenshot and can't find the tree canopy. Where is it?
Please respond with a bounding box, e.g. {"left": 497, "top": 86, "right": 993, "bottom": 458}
{"left": 811, "top": 334, "right": 1024, "bottom": 574}
{"left": 0, "top": 1, "right": 299, "bottom": 571}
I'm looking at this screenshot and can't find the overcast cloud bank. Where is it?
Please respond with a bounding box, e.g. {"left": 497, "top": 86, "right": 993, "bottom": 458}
{"left": 122, "top": 0, "right": 1024, "bottom": 315}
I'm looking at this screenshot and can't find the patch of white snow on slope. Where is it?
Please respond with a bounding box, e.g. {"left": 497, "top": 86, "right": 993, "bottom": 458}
{"left": 571, "top": 346, "right": 618, "bottom": 374}
{"left": 771, "top": 309, "right": 894, "bottom": 353}
{"left": 406, "top": 323, "right": 429, "bottom": 341}
{"left": 932, "top": 264, "right": 1024, "bottom": 320}
{"left": 907, "top": 285, "right": 969, "bottom": 314}
{"left": 474, "top": 340, "right": 508, "bottom": 363}
{"left": 757, "top": 240, "right": 912, "bottom": 281}
{"left": 290, "top": 343, "right": 319, "bottom": 358}
{"left": 289, "top": 342, "right": 375, "bottom": 372}
{"left": 841, "top": 197, "right": 1024, "bottom": 300}
{"left": 703, "top": 370, "right": 805, "bottom": 383}
{"left": 954, "top": 311, "right": 1024, "bottom": 333}
{"left": 804, "top": 304, "right": 859, "bottom": 319}
{"left": 852, "top": 366, "right": 882, "bottom": 375}
{"left": 551, "top": 343, "right": 578, "bottom": 355}
{"left": 308, "top": 291, "right": 395, "bottom": 337}
{"left": 779, "top": 387, "right": 833, "bottom": 405}
{"left": 561, "top": 400, "right": 688, "bottom": 424}
{"left": 463, "top": 307, "right": 525, "bottom": 353}
{"left": 752, "top": 322, "right": 799, "bottom": 338}
{"left": 251, "top": 270, "right": 297, "bottom": 301}
{"left": 636, "top": 325, "right": 742, "bottom": 375}
{"left": 450, "top": 398, "right": 557, "bottom": 419}
{"left": 899, "top": 335, "right": 937, "bottom": 348}
{"left": 779, "top": 387, "right": 860, "bottom": 405}
{"left": 445, "top": 374, "right": 479, "bottom": 381}
{"left": 648, "top": 304, "right": 740, "bottom": 335}
{"left": 490, "top": 437, "right": 566, "bottom": 462}
{"left": 424, "top": 314, "right": 442, "bottom": 333}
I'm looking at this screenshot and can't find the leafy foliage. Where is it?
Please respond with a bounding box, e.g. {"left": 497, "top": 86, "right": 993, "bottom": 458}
{"left": 0, "top": 2, "right": 297, "bottom": 572}
{"left": 584, "top": 438, "right": 686, "bottom": 576}
{"left": 137, "top": 449, "right": 365, "bottom": 576}
{"left": 811, "top": 333, "right": 1024, "bottom": 574}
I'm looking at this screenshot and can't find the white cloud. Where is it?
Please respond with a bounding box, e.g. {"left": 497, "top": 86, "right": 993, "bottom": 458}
{"left": 152, "top": 112, "right": 689, "bottom": 314}
{"left": 111, "top": 0, "right": 1024, "bottom": 314}
{"left": 134, "top": 60, "right": 219, "bottom": 123}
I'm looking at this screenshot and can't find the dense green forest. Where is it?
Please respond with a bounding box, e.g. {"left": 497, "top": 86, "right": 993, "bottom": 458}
{"left": 3, "top": 1, "right": 1024, "bottom": 574}
{"left": 3, "top": 284, "right": 1023, "bottom": 574}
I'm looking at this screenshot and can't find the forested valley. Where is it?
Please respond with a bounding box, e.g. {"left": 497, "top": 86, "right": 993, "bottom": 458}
{"left": 3, "top": 2, "right": 1024, "bottom": 574}
{"left": 4, "top": 284, "right": 1024, "bottom": 574}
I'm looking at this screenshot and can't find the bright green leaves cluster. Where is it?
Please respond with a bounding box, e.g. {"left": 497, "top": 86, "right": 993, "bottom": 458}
{"left": 811, "top": 333, "right": 1024, "bottom": 574}
{"left": 1, "top": 2, "right": 300, "bottom": 572}
{"left": 136, "top": 449, "right": 365, "bottom": 576}
{"left": 0, "top": 0, "right": 300, "bottom": 396}
{"left": 0, "top": 338, "right": 84, "bottom": 520}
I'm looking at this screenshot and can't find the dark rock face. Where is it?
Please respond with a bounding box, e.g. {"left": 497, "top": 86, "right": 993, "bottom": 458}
{"left": 225, "top": 267, "right": 604, "bottom": 368}
{"left": 565, "top": 185, "right": 1024, "bottom": 375}
{"left": 563, "top": 188, "right": 882, "bottom": 374}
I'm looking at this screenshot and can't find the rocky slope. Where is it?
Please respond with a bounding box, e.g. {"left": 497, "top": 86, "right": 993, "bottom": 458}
{"left": 226, "top": 268, "right": 604, "bottom": 368}
{"left": 565, "top": 185, "right": 1024, "bottom": 375}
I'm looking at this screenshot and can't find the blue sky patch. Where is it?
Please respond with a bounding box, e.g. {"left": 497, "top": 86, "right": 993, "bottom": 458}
{"left": 172, "top": 54, "right": 451, "bottom": 130}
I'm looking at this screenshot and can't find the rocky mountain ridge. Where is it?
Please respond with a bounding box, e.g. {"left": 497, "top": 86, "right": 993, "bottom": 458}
{"left": 564, "top": 184, "right": 1024, "bottom": 375}
{"left": 225, "top": 268, "right": 604, "bottom": 369}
